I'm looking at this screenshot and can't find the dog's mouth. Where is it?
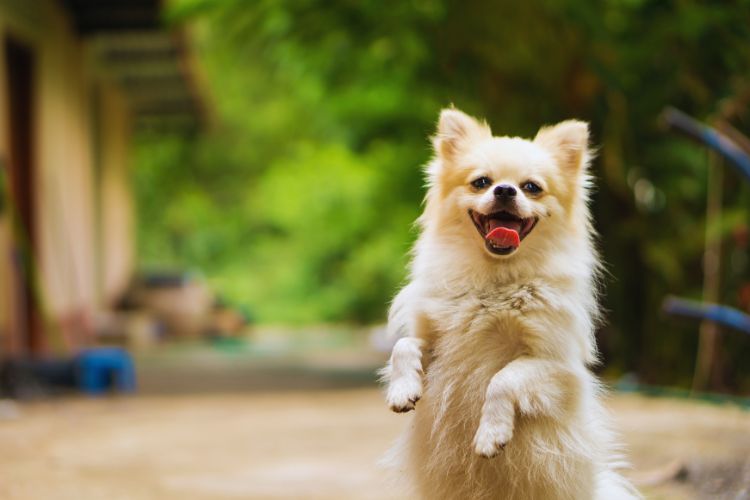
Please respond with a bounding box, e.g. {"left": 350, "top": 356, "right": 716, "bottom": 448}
{"left": 469, "top": 210, "right": 538, "bottom": 255}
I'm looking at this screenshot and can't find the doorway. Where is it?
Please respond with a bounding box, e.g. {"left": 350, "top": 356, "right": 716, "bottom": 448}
{"left": 4, "top": 36, "right": 43, "bottom": 355}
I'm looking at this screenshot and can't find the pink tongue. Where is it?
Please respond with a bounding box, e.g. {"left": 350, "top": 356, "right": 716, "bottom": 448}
{"left": 486, "top": 227, "right": 520, "bottom": 248}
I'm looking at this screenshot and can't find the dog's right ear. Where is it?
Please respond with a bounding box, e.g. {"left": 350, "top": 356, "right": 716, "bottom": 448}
{"left": 433, "top": 107, "right": 491, "bottom": 160}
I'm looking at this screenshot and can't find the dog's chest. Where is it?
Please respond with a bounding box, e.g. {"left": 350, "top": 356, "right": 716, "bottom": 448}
{"left": 421, "top": 282, "right": 550, "bottom": 407}
{"left": 426, "top": 280, "right": 549, "bottom": 340}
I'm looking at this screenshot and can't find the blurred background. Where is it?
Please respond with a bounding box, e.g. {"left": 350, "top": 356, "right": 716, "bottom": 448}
{"left": 0, "top": 0, "right": 749, "bottom": 499}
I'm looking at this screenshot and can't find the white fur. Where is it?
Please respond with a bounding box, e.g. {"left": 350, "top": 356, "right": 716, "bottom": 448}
{"left": 381, "top": 108, "right": 640, "bottom": 499}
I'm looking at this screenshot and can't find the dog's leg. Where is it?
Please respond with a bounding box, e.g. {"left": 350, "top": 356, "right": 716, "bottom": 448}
{"left": 383, "top": 337, "right": 424, "bottom": 413}
{"left": 474, "top": 358, "right": 576, "bottom": 457}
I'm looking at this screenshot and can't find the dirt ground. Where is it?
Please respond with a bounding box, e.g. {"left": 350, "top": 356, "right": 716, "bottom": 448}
{"left": 0, "top": 389, "right": 748, "bottom": 500}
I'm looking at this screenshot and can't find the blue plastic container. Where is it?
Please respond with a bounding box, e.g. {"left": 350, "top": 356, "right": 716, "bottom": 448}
{"left": 75, "top": 347, "right": 136, "bottom": 395}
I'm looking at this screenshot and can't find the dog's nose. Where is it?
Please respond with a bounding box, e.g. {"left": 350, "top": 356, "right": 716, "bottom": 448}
{"left": 494, "top": 184, "right": 517, "bottom": 199}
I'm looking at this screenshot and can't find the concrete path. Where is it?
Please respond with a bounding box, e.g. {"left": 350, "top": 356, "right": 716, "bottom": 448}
{"left": 0, "top": 389, "right": 748, "bottom": 499}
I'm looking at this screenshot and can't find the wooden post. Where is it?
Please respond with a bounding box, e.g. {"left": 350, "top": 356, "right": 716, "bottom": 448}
{"left": 692, "top": 150, "right": 723, "bottom": 392}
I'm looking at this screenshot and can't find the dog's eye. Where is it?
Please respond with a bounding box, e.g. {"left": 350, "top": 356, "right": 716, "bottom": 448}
{"left": 471, "top": 177, "right": 492, "bottom": 190}
{"left": 521, "top": 181, "right": 542, "bottom": 194}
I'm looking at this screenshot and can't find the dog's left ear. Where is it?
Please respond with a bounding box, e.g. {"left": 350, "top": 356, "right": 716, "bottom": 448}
{"left": 534, "top": 120, "right": 590, "bottom": 173}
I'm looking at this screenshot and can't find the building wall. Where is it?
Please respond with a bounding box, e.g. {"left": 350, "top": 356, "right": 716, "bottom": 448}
{"left": 0, "top": 0, "right": 135, "bottom": 355}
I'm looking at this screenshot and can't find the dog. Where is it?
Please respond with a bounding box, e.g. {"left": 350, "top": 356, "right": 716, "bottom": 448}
{"left": 380, "top": 108, "right": 639, "bottom": 499}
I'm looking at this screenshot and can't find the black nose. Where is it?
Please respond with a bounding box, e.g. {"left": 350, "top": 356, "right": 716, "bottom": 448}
{"left": 494, "top": 184, "right": 517, "bottom": 199}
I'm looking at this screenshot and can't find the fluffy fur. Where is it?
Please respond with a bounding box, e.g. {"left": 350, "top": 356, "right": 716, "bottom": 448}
{"left": 381, "top": 108, "right": 639, "bottom": 499}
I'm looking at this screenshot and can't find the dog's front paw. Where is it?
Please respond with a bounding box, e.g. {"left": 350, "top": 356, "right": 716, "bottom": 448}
{"left": 386, "top": 375, "right": 422, "bottom": 413}
{"left": 473, "top": 418, "right": 514, "bottom": 458}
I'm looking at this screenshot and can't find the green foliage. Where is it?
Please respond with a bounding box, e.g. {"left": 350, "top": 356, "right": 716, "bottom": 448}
{"left": 136, "top": 0, "right": 750, "bottom": 387}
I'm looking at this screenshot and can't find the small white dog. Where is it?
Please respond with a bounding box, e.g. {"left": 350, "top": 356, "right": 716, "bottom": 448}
{"left": 381, "top": 108, "right": 639, "bottom": 499}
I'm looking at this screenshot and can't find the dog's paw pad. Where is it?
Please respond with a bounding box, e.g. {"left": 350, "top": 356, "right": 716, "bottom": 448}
{"left": 390, "top": 401, "right": 415, "bottom": 413}
{"left": 388, "top": 393, "right": 420, "bottom": 412}
{"left": 386, "top": 378, "right": 422, "bottom": 414}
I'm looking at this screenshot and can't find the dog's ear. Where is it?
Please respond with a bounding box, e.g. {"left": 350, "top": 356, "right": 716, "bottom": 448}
{"left": 534, "top": 120, "right": 590, "bottom": 173}
{"left": 434, "top": 108, "right": 491, "bottom": 160}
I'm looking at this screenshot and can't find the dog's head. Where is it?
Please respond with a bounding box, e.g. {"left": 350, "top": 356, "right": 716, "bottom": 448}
{"left": 422, "top": 107, "right": 593, "bottom": 262}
